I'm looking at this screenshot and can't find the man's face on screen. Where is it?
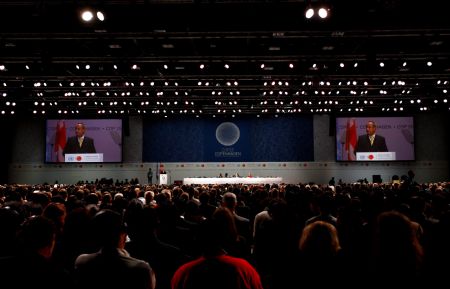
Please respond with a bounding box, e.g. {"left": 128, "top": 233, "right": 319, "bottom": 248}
{"left": 75, "top": 124, "right": 85, "bottom": 137}
{"left": 366, "top": 122, "right": 376, "bottom": 136}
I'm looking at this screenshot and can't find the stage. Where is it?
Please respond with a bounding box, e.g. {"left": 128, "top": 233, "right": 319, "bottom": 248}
{"left": 183, "top": 177, "right": 283, "bottom": 185}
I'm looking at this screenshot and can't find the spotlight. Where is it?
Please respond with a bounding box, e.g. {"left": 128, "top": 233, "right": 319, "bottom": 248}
{"left": 318, "top": 7, "right": 328, "bottom": 18}
{"left": 96, "top": 11, "right": 105, "bottom": 21}
{"left": 81, "top": 10, "right": 94, "bottom": 22}
{"left": 305, "top": 5, "right": 330, "bottom": 20}
{"left": 81, "top": 8, "right": 105, "bottom": 23}
{"left": 305, "top": 8, "right": 314, "bottom": 19}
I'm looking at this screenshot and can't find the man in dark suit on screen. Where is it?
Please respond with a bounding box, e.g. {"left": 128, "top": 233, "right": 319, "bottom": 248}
{"left": 63, "top": 122, "right": 96, "bottom": 155}
{"left": 355, "top": 120, "right": 388, "bottom": 153}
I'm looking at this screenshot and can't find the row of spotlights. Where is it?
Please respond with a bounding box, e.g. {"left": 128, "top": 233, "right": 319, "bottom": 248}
{"left": 81, "top": 9, "right": 105, "bottom": 22}
{"left": 305, "top": 7, "right": 329, "bottom": 19}
{"left": 0, "top": 60, "right": 440, "bottom": 72}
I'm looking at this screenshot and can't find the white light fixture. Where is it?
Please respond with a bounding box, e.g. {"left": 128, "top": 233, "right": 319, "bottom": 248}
{"left": 81, "top": 9, "right": 105, "bottom": 22}
{"left": 305, "top": 8, "right": 314, "bottom": 19}
{"left": 96, "top": 11, "right": 105, "bottom": 21}
{"left": 81, "top": 10, "right": 94, "bottom": 22}
{"left": 318, "top": 7, "right": 328, "bottom": 18}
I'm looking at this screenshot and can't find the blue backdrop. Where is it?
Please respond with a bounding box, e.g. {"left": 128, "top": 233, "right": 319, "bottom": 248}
{"left": 142, "top": 116, "right": 314, "bottom": 162}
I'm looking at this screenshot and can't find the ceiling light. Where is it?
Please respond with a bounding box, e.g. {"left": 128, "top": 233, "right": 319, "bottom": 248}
{"left": 81, "top": 10, "right": 94, "bottom": 22}
{"left": 96, "top": 11, "right": 105, "bottom": 21}
{"left": 305, "top": 8, "right": 314, "bottom": 19}
{"left": 318, "top": 8, "right": 328, "bottom": 19}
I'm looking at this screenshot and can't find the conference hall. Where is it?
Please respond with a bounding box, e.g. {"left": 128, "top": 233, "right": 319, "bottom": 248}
{"left": 0, "top": 1, "right": 449, "bottom": 289}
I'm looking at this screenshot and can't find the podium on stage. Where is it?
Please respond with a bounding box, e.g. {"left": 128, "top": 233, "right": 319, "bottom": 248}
{"left": 65, "top": 153, "right": 103, "bottom": 162}
{"left": 356, "top": 152, "right": 396, "bottom": 161}
{"left": 160, "top": 174, "right": 168, "bottom": 185}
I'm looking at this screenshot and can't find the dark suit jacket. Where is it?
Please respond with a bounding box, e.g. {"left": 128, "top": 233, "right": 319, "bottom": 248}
{"left": 75, "top": 248, "right": 154, "bottom": 289}
{"left": 63, "top": 136, "right": 96, "bottom": 155}
{"left": 354, "top": 134, "right": 388, "bottom": 153}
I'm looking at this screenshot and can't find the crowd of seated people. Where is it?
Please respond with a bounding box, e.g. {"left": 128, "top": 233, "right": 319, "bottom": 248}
{"left": 75, "top": 178, "right": 141, "bottom": 186}
{"left": 0, "top": 179, "right": 449, "bottom": 288}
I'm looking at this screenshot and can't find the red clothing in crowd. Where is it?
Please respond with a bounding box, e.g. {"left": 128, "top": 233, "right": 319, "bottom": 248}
{"left": 171, "top": 254, "right": 263, "bottom": 289}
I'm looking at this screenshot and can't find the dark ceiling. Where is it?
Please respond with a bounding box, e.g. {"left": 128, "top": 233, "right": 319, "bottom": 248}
{"left": 0, "top": 0, "right": 449, "bottom": 117}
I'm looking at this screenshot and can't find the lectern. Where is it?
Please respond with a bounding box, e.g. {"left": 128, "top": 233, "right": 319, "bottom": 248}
{"left": 160, "top": 174, "right": 168, "bottom": 185}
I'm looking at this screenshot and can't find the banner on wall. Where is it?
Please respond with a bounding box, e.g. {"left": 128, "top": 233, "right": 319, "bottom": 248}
{"left": 204, "top": 120, "right": 251, "bottom": 161}
{"left": 143, "top": 116, "right": 314, "bottom": 162}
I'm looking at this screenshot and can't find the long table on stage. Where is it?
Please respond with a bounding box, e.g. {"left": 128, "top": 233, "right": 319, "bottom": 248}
{"left": 183, "top": 177, "right": 283, "bottom": 185}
